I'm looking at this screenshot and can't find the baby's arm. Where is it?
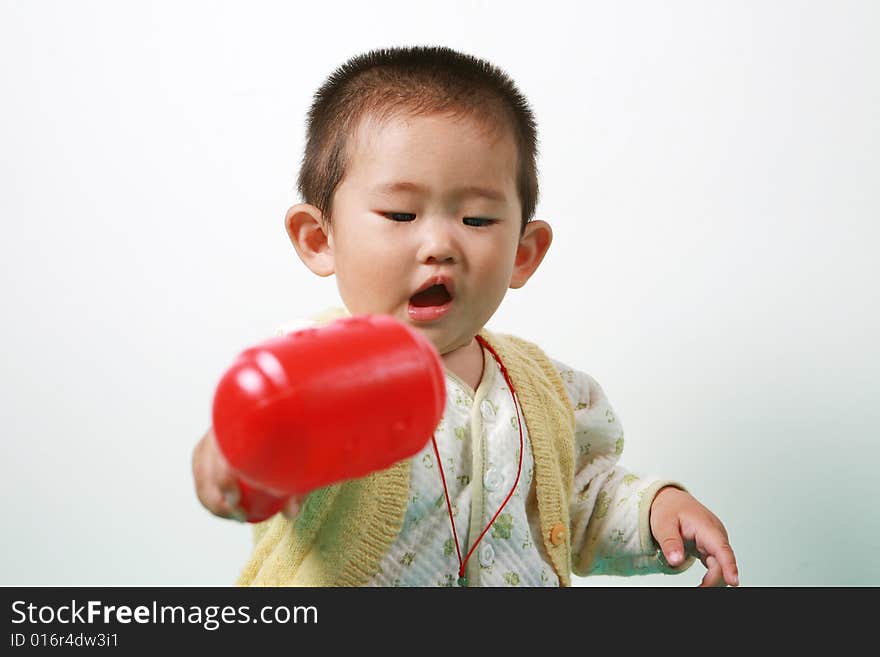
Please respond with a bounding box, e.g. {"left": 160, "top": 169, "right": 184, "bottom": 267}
{"left": 562, "top": 370, "right": 685, "bottom": 575}
{"left": 550, "top": 362, "right": 689, "bottom": 576}
{"left": 556, "top": 363, "right": 738, "bottom": 584}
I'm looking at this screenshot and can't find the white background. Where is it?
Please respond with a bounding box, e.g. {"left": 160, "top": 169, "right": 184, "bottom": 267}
{"left": 1, "top": 0, "right": 877, "bottom": 586}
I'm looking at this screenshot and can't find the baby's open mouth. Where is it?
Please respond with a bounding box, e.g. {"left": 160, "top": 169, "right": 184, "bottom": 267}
{"left": 409, "top": 283, "right": 452, "bottom": 307}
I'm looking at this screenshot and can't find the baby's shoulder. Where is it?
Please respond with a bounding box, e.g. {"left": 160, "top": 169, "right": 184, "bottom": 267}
{"left": 486, "top": 330, "right": 606, "bottom": 411}
{"left": 546, "top": 356, "right": 606, "bottom": 412}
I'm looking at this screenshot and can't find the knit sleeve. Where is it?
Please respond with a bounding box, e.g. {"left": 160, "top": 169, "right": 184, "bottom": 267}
{"left": 549, "top": 359, "right": 695, "bottom": 577}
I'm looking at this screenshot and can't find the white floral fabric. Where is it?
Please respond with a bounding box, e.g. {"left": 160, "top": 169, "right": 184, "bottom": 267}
{"left": 367, "top": 346, "right": 675, "bottom": 587}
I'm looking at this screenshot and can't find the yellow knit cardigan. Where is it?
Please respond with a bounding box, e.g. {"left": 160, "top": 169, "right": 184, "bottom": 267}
{"left": 236, "top": 324, "right": 576, "bottom": 587}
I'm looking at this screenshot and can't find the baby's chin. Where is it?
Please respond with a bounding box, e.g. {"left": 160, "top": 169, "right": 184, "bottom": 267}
{"left": 416, "top": 325, "right": 476, "bottom": 357}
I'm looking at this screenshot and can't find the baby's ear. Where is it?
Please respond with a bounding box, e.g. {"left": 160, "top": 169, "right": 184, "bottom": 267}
{"left": 284, "top": 204, "right": 335, "bottom": 277}
{"left": 509, "top": 220, "right": 552, "bottom": 289}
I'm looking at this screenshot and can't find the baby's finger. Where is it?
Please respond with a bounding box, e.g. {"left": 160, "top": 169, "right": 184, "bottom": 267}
{"left": 699, "top": 555, "right": 723, "bottom": 587}
{"left": 654, "top": 524, "right": 686, "bottom": 567}
{"left": 222, "top": 490, "right": 248, "bottom": 522}
{"left": 203, "top": 485, "right": 244, "bottom": 521}
{"left": 715, "top": 543, "right": 739, "bottom": 586}
{"left": 698, "top": 530, "right": 739, "bottom": 587}
{"left": 212, "top": 460, "right": 240, "bottom": 498}
{"left": 207, "top": 460, "right": 244, "bottom": 521}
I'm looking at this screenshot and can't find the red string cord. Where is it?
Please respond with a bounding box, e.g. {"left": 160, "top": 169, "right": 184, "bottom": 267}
{"left": 431, "top": 334, "right": 524, "bottom": 584}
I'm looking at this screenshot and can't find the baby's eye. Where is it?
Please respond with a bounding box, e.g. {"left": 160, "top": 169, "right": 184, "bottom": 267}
{"left": 383, "top": 212, "right": 416, "bottom": 222}
{"left": 463, "top": 217, "right": 495, "bottom": 227}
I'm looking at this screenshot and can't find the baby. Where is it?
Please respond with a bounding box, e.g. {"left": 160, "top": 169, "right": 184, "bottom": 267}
{"left": 192, "top": 45, "right": 739, "bottom": 587}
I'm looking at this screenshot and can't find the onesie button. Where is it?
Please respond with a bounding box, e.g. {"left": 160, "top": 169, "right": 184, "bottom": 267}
{"left": 480, "top": 400, "right": 495, "bottom": 420}
{"left": 479, "top": 543, "right": 495, "bottom": 567}
{"left": 483, "top": 468, "right": 503, "bottom": 492}
{"left": 549, "top": 522, "right": 566, "bottom": 546}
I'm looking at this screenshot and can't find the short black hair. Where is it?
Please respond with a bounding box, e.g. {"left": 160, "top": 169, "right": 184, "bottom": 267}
{"left": 296, "top": 45, "right": 540, "bottom": 234}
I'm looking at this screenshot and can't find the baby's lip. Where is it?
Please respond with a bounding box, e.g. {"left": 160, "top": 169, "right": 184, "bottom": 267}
{"left": 412, "top": 274, "right": 455, "bottom": 300}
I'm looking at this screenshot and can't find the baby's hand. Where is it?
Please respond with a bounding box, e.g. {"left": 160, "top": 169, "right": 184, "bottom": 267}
{"left": 191, "top": 427, "right": 304, "bottom": 522}
{"left": 192, "top": 427, "right": 248, "bottom": 521}
{"left": 649, "top": 486, "right": 740, "bottom": 587}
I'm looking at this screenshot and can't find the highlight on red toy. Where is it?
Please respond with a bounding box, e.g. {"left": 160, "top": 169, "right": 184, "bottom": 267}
{"left": 211, "top": 314, "right": 447, "bottom": 522}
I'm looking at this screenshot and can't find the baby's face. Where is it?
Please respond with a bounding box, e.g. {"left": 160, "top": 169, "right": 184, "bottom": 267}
{"left": 327, "top": 112, "right": 524, "bottom": 355}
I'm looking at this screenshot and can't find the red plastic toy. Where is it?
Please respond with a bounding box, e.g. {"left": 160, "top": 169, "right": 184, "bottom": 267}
{"left": 211, "top": 314, "right": 447, "bottom": 522}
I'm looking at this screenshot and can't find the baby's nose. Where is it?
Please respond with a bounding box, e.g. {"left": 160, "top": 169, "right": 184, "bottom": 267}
{"left": 417, "top": 221, "right": 459, "bottom": 264}
{"left": 425, "top": 251, "right": 455, "bottom": 264}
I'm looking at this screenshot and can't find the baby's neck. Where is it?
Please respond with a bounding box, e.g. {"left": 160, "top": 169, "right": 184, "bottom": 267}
{"left": 441, "top": 337, "right": 485, "bottom": 392}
